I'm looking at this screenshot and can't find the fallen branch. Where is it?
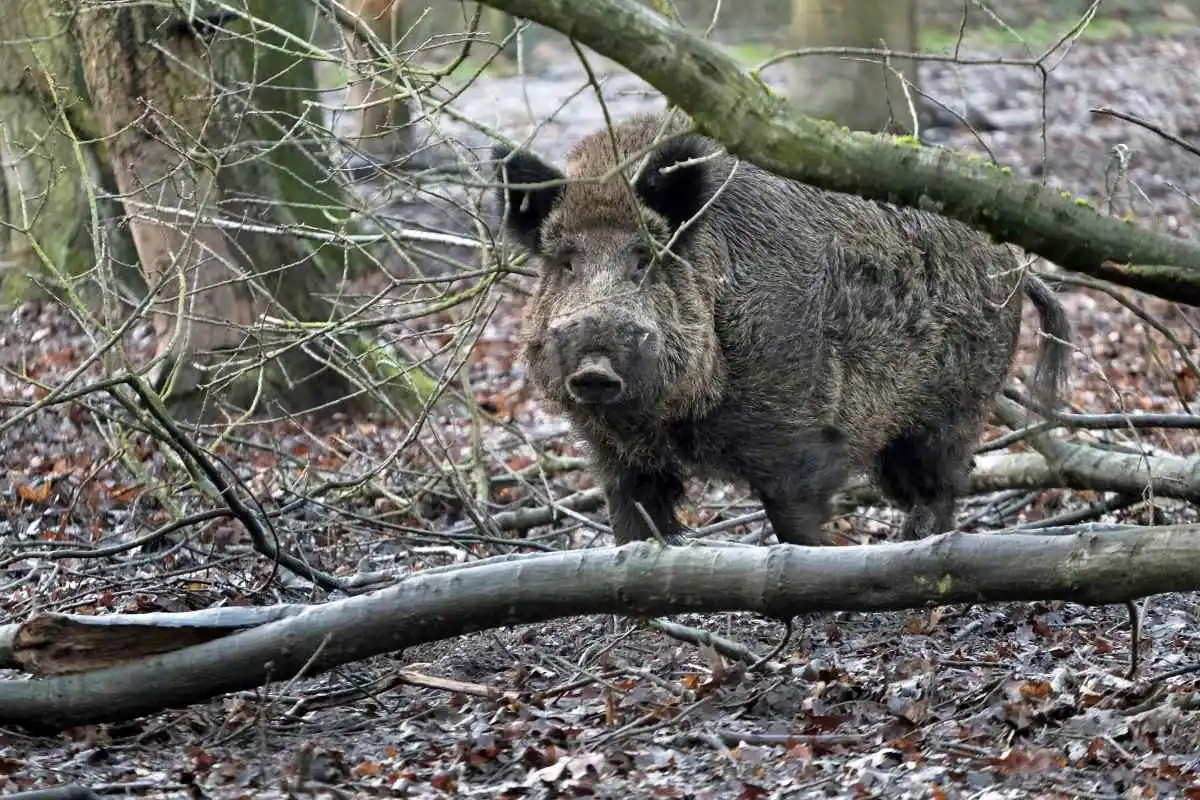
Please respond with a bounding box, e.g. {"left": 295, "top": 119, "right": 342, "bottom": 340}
{"left": 443, "top": 443, "right": 1197, "bottom": 542}
{"left": 283, "top": 665, "right": 520, "bottom": 718}
{"left": 992, "top": 396, "right": 1200, "bottom": 502}
{"left": 0, "top": 605, "right": 303, "bottom": 675}
{"left": 5, "top": 527, "right": 1200, "bottom": 731}
{"left": 3, "top": 787, "right": 104, "bottom": 800}
{"left": 649, "top": 618, "right": 784, "bottom": 673}
{"left": 475, "top": 0, "right": 1200, "bottom": 301}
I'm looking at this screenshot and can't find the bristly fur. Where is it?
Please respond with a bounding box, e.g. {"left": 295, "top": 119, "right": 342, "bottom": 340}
{"left": 492, "top": 112, "right": 1072, "bottom": 548}
{"left": 492, "top": 144, "right": 566, "bottom": 251}
{"left": 632, "top": 134, "right": 712, "bottom": 236}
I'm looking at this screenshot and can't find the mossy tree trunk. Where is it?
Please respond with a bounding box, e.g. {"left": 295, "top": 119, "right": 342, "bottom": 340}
{"left": 786, "top": 0, "right": 922, "bottom": 134}
{"left": 0, "top": 0, "right": 139, "bottom": 307}
{"left": 243, "top": 0, "right": 372, "bottom": 247}
{"left": 61, "top": 0, "right": 433, "bottom": 419}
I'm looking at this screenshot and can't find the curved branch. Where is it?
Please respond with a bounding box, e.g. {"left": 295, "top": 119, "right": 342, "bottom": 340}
{"left": 992, "top": 396, "right": 1200, "bottom": 501}
{"left": 475, "top": 0, "right": 1200, "bottom": 301}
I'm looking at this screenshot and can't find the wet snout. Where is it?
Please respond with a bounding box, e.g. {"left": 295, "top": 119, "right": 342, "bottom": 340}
{"left": 547, "top": 311, "right": 660, "bottom": 407}
{"left": 565, "top": 354, "right": 625, "bottom": 404}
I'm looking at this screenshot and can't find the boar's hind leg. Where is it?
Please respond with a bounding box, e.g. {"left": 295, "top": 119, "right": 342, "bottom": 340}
{"left": 603, "top": 469, "right": 687, "bottom": 546}
{"left": 739, "top": 425, "right": 848, "bottom": 547}
{"left": 877, "top": 417, "right": 979, "bottom": 540}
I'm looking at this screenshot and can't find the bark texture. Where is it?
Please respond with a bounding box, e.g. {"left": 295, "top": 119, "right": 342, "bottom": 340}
{"left": 2, "top": 526, "right": 1198, "bottom": 731}
{"left": 72, "top": 1, "right": 372, "bottom": 416}
{"left": 0, "top": 0, "right": 136, "bottom": 305}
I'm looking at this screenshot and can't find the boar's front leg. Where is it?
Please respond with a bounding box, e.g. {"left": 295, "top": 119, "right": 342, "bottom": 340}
{"left": 735, "top": 424, "right": 849, "bottom": 547}
{"left": 601, "top": 468, "right": 687, "bottom": 546}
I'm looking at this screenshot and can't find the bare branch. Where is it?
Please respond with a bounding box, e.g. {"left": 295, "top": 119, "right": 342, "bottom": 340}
{"left": 472, "top": 0, "right": 1200, "bottom": 301}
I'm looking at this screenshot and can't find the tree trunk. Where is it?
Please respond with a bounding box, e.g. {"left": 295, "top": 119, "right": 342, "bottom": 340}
{"left": 0, "top": 0, "right": 138, "bottom": 306}
{"left": 68, "top": 0, "right": 433, "bottom": 419}
{"left": 786, "top": 0, "right": 922, "bottom": 133}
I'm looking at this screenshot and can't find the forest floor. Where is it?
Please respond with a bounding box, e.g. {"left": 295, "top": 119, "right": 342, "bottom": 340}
{"left": 4, "top": 19, "right": 1200, "bottom": 800}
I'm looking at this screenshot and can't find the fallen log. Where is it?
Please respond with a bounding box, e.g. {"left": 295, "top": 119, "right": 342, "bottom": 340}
{"left": 2, "top": 526, "right": 1199, "bottom": 731}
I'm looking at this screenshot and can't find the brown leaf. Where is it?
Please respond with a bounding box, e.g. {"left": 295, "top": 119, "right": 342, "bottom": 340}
{"left": 430, "top": 771, "right": 457, "bottom": 792}
{"left": 1019, "top": 680, "right": 1053, "bottom": 699}
{"left": 16, "top": 481, "right": 51, "bottom": 503}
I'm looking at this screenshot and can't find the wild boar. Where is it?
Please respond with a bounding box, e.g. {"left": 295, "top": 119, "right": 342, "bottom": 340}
{"left": 491, "top": 112, "right": 1070, "bottom": 547}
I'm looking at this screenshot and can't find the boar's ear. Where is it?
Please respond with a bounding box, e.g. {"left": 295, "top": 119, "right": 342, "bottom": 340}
{"left": 492, "top": 144, "right": 565, "bottom": 251}
{"left": 633, "top": 135, "right": 711, "bottom": 234}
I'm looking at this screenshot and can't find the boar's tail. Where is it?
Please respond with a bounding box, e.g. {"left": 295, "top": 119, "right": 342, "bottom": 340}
{"left": 1023, "top": 273, "right": 1072, "bottom": 416}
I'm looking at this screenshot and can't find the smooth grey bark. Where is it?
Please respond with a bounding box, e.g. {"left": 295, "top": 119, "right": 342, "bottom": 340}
{"left": 3, "top": 526, "right": 1200, "bottom": 731}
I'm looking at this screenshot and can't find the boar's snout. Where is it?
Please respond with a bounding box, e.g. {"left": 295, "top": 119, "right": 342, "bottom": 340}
{"left": 566, "top": 354, "right": 625, "bottom": 404}
{"left": 546, "top": 312, "right": 660, "bottom": 407}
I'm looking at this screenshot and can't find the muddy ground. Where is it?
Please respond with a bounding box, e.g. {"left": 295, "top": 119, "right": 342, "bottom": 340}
{"left": 4, "top": 24, "right": 1200, "bottom": 800}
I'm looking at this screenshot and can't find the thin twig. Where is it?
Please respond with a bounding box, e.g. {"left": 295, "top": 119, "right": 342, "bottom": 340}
{"left": 1091, "top": 107, "right": 1200, "bottom": 159}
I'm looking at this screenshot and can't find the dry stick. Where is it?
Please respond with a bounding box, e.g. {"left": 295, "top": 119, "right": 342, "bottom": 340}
{"left": 113, "top": 376, "right": 344, "bottom": 591}
{"left": 979, "top": 411, "right": 1200, "bottom": 455}
{"left": 749, "top": 617, "right": 794, "bottom": 673}
{"left": 989, "top": 396, "right": 1200, "bottom": 503}
{"left": 286, "top": 667, "right": 517, "bottom": 718}
{"left": 450, "top": 486, "right": 607, "bottom": 534}
{"left": 1145, "top": 660, "right": 1200, "bottom": 686}
{"left": 973, "top": 491, "right": 1042, "bottom": 528}
{"left": 649, "top": 618, "right": 783, "bottom": 673}
{"left": 1126, "top": 599, "right": 1143, "bottom": 680}
{"left": 392, "top": 667, "right": 520, "bottom": 702}
{"left": 1091, "top": 107, "right": 1200, "bottom": 159}
{"left": 280, "top": 676, "right": 386, "bottom": 717}
{"left": 1012, "top": 493, "right": 1141, "bottom": 532}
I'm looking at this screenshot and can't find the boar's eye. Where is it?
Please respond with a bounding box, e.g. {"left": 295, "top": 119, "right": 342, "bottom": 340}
{"left": 628, "top": 245, "right": 653, "bottom": 285}
{"left": 548, "top": 246, "right": 576, "bottom": 274}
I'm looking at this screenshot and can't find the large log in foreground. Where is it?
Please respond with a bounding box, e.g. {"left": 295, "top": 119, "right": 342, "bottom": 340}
{"left": 1, "top": 526, "right": 1197, "bottom": 731}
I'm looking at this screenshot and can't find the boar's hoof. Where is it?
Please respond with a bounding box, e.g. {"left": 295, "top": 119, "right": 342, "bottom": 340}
{"left": 565, "top": 354, "right": 626, "bottom": 405}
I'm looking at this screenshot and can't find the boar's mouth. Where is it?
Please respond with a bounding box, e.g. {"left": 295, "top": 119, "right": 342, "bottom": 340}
{"left": 564, "top": 354, "right": 626, "bottom": 405}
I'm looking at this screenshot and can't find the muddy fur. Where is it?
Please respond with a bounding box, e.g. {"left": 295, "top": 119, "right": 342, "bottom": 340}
{"left": 492, "top": 112, "right": 1072, "bottom": 546}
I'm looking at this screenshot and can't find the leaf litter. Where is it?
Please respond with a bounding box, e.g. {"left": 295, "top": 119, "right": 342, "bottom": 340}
{"left": 4, "top": 24, "right": 1200, "bottom": 800}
